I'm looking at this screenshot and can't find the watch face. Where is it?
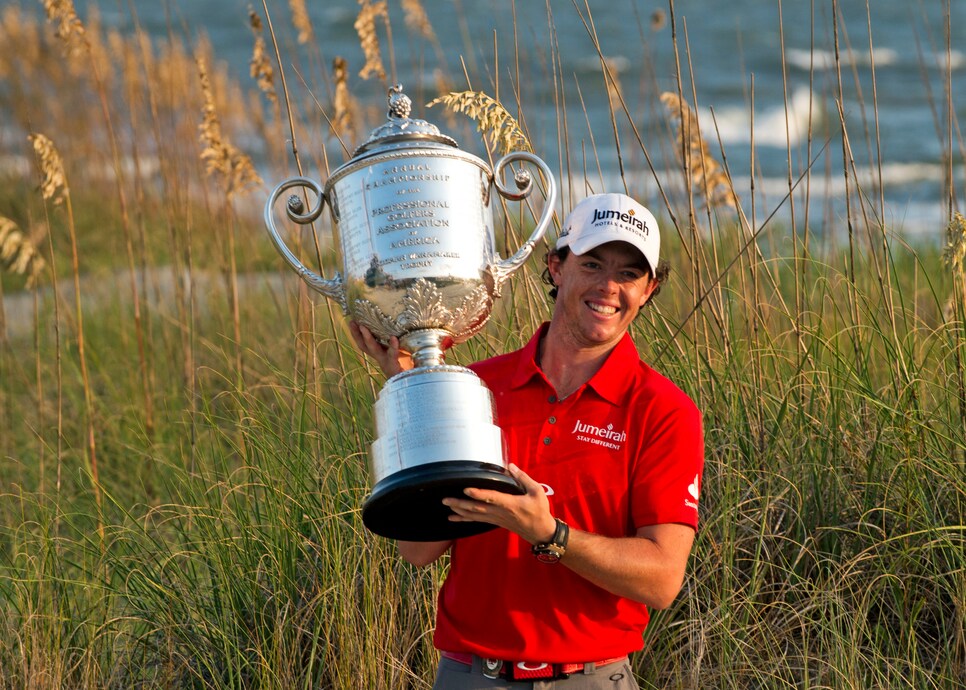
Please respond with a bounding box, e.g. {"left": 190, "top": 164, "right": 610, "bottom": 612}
{"left": 532, "top": 519, "right": 568, "bottom": 563}
{"left": 534, "top": 544, "right": 564, "bottom": 563}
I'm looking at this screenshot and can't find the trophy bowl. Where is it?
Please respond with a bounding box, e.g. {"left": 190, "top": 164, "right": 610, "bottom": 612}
{"left": 264, "top": 86, "right": 557, "bottom": 541}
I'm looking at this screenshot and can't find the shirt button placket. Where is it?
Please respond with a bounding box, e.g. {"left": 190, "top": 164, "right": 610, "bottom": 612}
{"left": 543, "top": 397, "right": 558, "bottom": 446}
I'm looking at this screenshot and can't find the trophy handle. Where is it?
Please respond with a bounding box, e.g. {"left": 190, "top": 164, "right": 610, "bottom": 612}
{"left": 489, "top": 152, "right": 559, "bottom": 295}
{"left": 264, "top": 176, "right": 348, "bottom": 312}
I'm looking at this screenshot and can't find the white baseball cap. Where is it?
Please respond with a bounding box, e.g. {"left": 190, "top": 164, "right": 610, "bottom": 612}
{"left": 556, "top": 193, "right": 660, "bottom": 273}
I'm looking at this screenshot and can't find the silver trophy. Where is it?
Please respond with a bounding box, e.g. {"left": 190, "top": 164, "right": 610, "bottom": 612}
{"left": 264, "top": 85, "right": 557, "bottom": 541}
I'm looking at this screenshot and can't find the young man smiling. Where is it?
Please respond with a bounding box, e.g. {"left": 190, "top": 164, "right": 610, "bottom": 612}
{"left": 351, "top": 193, "right": 704, "bottom": 689}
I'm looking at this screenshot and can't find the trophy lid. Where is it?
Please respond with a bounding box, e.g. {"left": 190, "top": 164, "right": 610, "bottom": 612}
{"left": 352, "top": 84, "right": 458, "bottom": 157}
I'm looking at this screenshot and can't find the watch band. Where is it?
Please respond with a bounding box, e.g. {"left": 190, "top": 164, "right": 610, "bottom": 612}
{"left": 532, "top": 518, "right": 569, "bottom": 563}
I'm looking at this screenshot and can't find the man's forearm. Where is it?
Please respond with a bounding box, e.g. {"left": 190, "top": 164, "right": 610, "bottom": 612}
{"left": 558, "top": 523, "right": 695, "bottom": 609}
{"left": 397, "top": 539, "right": 452, "bottom": 567}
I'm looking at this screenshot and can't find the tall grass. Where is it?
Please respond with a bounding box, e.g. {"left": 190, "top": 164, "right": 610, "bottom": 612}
{"left": 0, "top": 1, "right": 963, "bottom": 688}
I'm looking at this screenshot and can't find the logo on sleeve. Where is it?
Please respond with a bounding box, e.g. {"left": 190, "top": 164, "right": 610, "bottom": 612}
{"left": 685, "top": 474, "right": 700, "bottom": 510}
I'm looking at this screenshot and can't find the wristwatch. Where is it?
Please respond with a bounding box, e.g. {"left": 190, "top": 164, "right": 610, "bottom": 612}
{"left": 532, "top": 518, "right": 569, "bottom": 563}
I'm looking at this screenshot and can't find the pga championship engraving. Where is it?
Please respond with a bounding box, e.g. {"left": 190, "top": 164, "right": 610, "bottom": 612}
{"left": 264, "top": 85, "right": 557, "bottom": 541}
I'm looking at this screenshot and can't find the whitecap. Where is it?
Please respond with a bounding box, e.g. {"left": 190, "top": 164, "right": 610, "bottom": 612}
{"left": 786, "top": 48, "right": 835, "bottom": 71}
{"left": 931, "top": 50, "right": 965, "bottom": 71}
{"left": 696, "top": 86, "right": 822, "bottom": 148}
{"left": 786, "top": 46, "right": 899, "bottom": 71}
{"left": 575, "top": 54, "right": 631, "bottom": 74}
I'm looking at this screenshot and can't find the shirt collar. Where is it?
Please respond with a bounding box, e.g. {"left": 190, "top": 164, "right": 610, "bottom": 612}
{"left": 509, "top": 323, "right": 551, "bottom": 390}
{"left": 509, "top": 323, "right": 643, "bottom": 405}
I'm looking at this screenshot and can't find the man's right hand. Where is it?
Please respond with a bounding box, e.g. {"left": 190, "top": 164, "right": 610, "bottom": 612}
{"left": 348, "top": 321, "right": 414, "bottom": 378}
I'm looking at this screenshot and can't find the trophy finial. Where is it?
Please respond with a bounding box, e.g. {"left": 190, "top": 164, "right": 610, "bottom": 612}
{"left": 388, "top": 84, "right": 412, "bottom": 120}
{"left": 352, "top": 83, "right": 455, "bottom": 156}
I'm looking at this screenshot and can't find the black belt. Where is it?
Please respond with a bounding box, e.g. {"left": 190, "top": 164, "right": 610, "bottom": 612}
{"left": 441, "top": 651, "right": 628, "bottom": 681}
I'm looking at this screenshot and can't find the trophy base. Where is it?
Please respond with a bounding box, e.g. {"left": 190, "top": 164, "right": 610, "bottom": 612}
{"left": 362, "top": 461, "right": 525, "bottom": 541}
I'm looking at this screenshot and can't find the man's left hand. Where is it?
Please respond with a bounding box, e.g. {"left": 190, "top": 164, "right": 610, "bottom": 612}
{"left": 442, "top": 464, "right": 557, "bottom": 545}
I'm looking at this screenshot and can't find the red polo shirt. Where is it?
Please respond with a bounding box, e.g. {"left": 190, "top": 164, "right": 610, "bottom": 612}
{"left": 433, "top": 324, "right": 704, "bottom": 662}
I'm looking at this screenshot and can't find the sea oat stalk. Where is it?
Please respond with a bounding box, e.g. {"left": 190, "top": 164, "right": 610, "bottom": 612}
{"left": 660, "top": 91, "right": 736, "bottom": 211}
{"left": 197, "top": 55, "right": 261, "bottom": 413}
{"left": 332, "top": 56, "right": 356, "bottom": 142}
{"left": 29, "top": 132, "right": 102, "bottom": 540}
{"left": 197, "top": 56, "right": 262, "bottom": 198}
{"left": 428, "top": 90, "right": 531, "bottom": 154}
{"left": 944, "top": 212, "right": 966, "bottom": 444}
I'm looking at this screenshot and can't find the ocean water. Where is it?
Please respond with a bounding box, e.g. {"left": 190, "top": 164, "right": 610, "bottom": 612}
{"left": 31, "top": 1, "right": 966, "bottom": 239}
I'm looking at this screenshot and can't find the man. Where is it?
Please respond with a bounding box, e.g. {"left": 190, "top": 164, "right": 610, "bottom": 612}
{"left": 351, "top": 193, "right": 704, "bottom": 689}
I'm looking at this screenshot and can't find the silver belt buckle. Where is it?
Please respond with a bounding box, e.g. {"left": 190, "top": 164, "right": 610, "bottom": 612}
{"left": 482, "top": 658, "right": 503, "bottom": 679}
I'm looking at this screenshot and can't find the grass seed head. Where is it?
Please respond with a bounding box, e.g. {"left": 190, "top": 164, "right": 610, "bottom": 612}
{"left": 110, "top": 26, "right": 146, "bottom": 100}
{"left": 401, "top": 0, "right": 436, "bottom": 41}
{"left": 661, "top": 91, "right": 737, "bottom": 211}
{"left": 602, "top": 57, "right": 624, "bottom": 106}
{"left": 427, "top": 90, "right": 531, "bottom": 154}
{"left": 249, "top": 10, "right": 277, "bottom": 104}
{"left": 289, "top": 0, "right": 314, "bottom": 45}
{"left": 83, "top": 7, "right": 113, "bottom": 83}
{"left": 28, "top": 132, "right": 69, "bottom": 205}
{"left": 197, "top": 56, "right": 262, "bottom": 198}
{"left": 333, "top": 56, "right": 357, "bottom": 141}
{"left": 0, "top": 7, "right": 43, "bottom": 79}
{"left": 0, "top": 216, "right": 47, "bottom": 287}
{"left": 41, "top": 0, "right": 86, "bottom": 58}
{"left": 943, "top": 212, "right": 966, "bottom": 277}
{"left": 355, "top": 0, "right": 387, "bottom": 81}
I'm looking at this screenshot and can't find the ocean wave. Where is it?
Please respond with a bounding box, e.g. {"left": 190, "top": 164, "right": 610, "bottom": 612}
{"left": 787, "top": 47, "right": 963, "bottom": 71}
{"left": 725, "top": 161, "right": 949, "bottom": 200}
{"left": 786, "top": 47, "right": 899, "bottom": 71}
{"left": 575, "top": 54, "right": 631, "bottom": 74}
{"left": 932, "top": 50, "right": 966, "bottom": 70}
{"left": 697, "top": 86, "right": 821, "bottom": 147}
{"left": 599, "top": 161, "right": 958, "bottom": 238}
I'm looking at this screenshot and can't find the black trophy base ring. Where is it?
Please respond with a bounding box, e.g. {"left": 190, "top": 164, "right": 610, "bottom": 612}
{"left": 362, "top": 461, "right": 525, "bottom": 541}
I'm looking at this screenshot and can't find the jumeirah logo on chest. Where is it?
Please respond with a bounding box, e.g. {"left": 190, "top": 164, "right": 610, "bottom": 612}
{"left": 571, "top": 419, "right": 626, "bottom": 450}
